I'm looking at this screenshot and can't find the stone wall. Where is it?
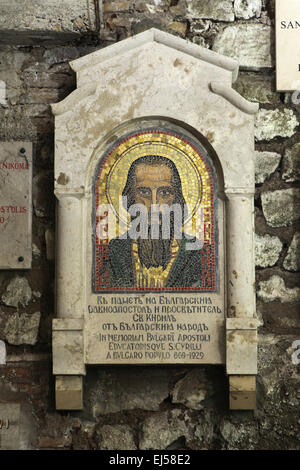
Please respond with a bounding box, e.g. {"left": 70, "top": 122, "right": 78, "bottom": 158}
{"left": 0, "top": 0, "right": 299, "bottom": 450}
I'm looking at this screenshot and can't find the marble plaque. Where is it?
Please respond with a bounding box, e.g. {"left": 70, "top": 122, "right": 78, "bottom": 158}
{"left": 85, "top": 126, "right": 226, "bottom": 365}
{"left": 52, "top": 28, "right": 259, "bottom": 409}
{"left": 0, "top": 142, "right": 32, "bottom": 269}
{"left": 276, "top": 0, "right": 300, "bottom": 90}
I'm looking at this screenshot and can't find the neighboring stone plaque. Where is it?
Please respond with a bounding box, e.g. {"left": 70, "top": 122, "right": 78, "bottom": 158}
{"left": 276, "top": 0, "right": 300, "bottom": 91}
{"left": 0, "top": 142, "right": 32, "bottom": 269}
{"left": 52, "top": 29, "right": 258, "bottom": 410}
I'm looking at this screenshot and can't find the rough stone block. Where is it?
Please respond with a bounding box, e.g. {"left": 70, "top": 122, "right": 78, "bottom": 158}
{"left": 86, "top": 368, "right": 171, "bottom": 416}
{"left": 255, "top": 234, "right": 282, "bottom": 267}
{"left": 99, "top": 425, "right": 137, "bottom": 450}
{"left": 0, "top": 0, "right": 97, "bottom": 44}
{"left": 234, "top": 0, "right": 262, "bottom": 19}
{"left": 282, "top": 143, "right": 300, "bottom": 182}
{"left": 261, "top": 189, "right": 300, "bottom": 227}
{"left": 257, "top": 275, "right": 300, "bottom": 303}
{"left": 234, "top": 74, "right": 280, "bottom": 105}
{"left": 255, "top": 109, "right": 298, "bottom": 140}
{"left": 255, "top": 151, "right": 281, "bottom": 184}
{"left": 220, "top": 419, "right": 259, "bottom": 448}
{"left": 103, "top": 0, "right": 132, "bottom": 13}
{"left": 171, "top": 369, "right": 215, "bottom": 410}
{"left": 139, "top": 409, "right": 189, "bottom": 450}
{"left": 4, "top": 312, "right": 41, "bottom": 345}
{"left": 194, "top": 410, "right": 215, "bottom": 446}
{"left": 1, "top": 276, "right": 32, "bottom": 308}
{"left": 283, "top": 233, "right": 300, "bottom": 272}
{"left": 167, "top": 22, "right": 188, "bottom": 36}
{"left": 187, "top": 0, "right": 235, "bottom": 22}
{"left": 213, "top": 24, "right": 273, "bottom": 69}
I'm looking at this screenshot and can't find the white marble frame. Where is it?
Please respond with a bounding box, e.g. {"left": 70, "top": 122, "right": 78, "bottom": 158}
{"left": 51, "top": 29, "right": 259, "bottom": 408}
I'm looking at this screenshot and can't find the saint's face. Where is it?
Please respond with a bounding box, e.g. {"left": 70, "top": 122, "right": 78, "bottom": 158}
{"left": 133, "top": 163, "right": 176, "bottom": 213}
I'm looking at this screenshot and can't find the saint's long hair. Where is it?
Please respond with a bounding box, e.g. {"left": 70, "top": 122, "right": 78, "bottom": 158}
{"left": 122, "top": 155, "right": 187, "bottom": 213}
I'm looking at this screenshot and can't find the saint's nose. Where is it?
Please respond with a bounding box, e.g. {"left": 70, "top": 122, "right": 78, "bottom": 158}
{"left": 151, "top": 189, "right": 158, "bottom": 206}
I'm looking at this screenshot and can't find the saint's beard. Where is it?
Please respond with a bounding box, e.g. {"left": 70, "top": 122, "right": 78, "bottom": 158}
{"left": 136, "top": 215, "right": 174, "bottom": 271}
{"left": 137, "top": 237, "right": 172, "bottom": 270}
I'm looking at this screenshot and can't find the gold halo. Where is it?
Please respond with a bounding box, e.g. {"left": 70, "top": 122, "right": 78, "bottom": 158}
{"left": 96, "top": 130, "right": 212, "bottom": 237}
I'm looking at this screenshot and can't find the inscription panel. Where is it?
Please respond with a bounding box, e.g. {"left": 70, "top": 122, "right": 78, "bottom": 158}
{"left": 86, "top": 293, "right": 225, "bottom": 364}
{"left": 0, "top": 142, "right": 32, "bottom": 269}
{"left": 85, "top": 126, "right": 225, "bottom": 365}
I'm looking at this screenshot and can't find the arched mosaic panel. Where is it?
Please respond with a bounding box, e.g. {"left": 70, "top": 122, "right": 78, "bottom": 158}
{"left": 92, "top": 127, "right": 218, "bottom": 293}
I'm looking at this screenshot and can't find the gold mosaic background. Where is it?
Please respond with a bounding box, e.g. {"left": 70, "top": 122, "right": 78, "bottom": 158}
{"left": 96, "top": 130, "right": 213, "bottom": 242}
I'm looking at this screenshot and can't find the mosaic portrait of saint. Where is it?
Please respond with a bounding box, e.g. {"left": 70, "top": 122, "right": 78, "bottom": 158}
{"left": 93, "top": 129, "right": 217, "bottom": 292}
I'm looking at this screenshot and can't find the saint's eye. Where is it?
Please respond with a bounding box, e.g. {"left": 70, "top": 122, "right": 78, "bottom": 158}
{"left": 158, "top": 188, "right": 174, "bottom": 198}
{"left": 136, "top": 187, "right": 151, "bottom": 197}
